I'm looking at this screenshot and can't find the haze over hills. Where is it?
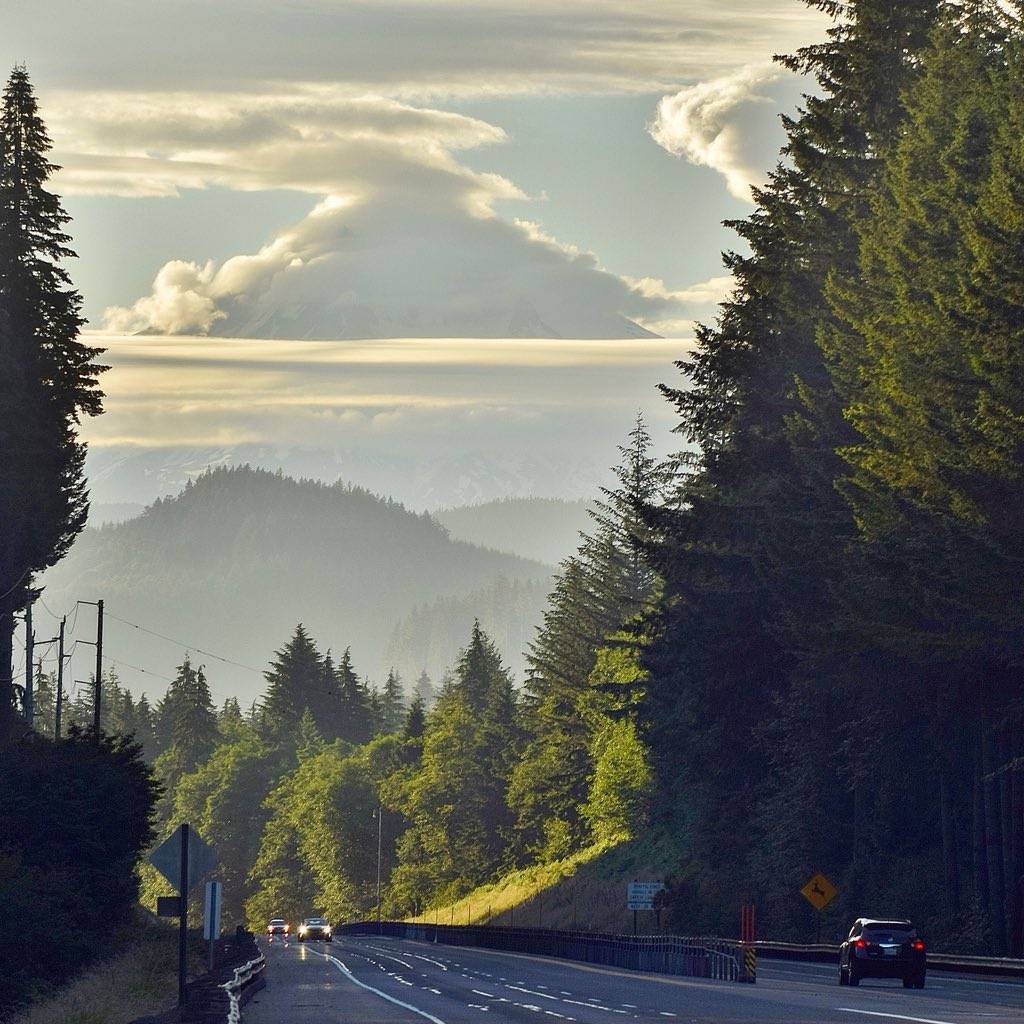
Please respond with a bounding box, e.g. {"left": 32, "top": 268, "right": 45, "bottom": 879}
{"left": 83, "top": 445, "right": 612, "bottom": 512}
{"left": 41, "top": 466, "right": 553, "bottom": 703}
{"left": 386, "top": 576, "right": 552, "bottom": 683}
{"left": 433, "top": 497, "right": 592, "bottom": 566}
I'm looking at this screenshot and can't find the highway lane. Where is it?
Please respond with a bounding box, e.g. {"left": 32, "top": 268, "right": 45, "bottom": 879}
{"left": 245, "top": 934, "right": 1024, "bottom": 1024}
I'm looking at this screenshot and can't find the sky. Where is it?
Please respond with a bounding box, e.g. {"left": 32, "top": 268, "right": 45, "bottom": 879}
{"left": 4, "top": 1, "right": 829, "bottom": 505}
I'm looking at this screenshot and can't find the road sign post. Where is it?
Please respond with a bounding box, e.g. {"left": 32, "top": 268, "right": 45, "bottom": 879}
{"left": 149, "top": 824, "right": 217, "bottom": 1007}
{"left": 626, "top": 881, "right": 665, "bottom": 935}
{"left": 800, "top": 872, "right": 839, "bottom": 944}
{"left": 204, "top": 880, "right": 222, "bottom": 971}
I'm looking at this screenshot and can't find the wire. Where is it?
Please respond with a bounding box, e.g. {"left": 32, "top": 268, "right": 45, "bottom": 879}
{"left": 104, "top": 611, "right": 264, "bottom": 675}
{"left": 102, "top": 654, "right": 175, "bottom": 684}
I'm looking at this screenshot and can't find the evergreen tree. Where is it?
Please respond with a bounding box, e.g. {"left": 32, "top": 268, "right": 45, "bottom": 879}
{"left": 379, "top": 669, "right": 405, "bottom": 735}
{"left": 0, "top": 67, "right": 106, "bottom": 737}
{"left": 389, "top": 623, "right": 521, "bottom": 902}
{"left": 327, "top": 647, "right": 374, "bottom": 745}
{"left": 153, "top": 656, "right": 219, "bottom": 816}
{"left": 511, "top": 418, "right": 667, "bottom": 860}
{"left": 640, "top": 0, "right": 942, "bottom": 934}
{"left": 413, "top": 670, "right": 435, "bottom": 709}
{"left": 402, "top": 695, "right": 427, "bottom": 741}
{"left": 260, "top": 624, "right": 323, "bottom": 744}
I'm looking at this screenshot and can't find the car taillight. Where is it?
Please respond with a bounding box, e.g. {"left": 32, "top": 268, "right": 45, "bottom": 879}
{"left": 912, "top": 939, "right": 925, "bottom": 951}
{"left": 855, "top": 939, "right": 868, "bottom": 949}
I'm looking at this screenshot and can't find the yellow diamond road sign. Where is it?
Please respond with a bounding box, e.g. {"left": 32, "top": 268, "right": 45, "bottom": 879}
{"left": 801, "top": 872, "right": 838, "bottom": 911}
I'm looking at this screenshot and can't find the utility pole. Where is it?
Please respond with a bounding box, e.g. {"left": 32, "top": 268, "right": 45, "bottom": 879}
{"left": 24, "top": 598, "right": 33, "bottom": 726}
{"left": 93, "top": 599, "right": 103, "bottom": 734}
{"left": 55, "top": 617, "right": 65, "bottom": 739}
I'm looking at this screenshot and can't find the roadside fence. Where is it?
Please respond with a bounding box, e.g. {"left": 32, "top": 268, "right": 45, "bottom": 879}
{"left": 337, "top": 921, "right": 746, "bottom": 982}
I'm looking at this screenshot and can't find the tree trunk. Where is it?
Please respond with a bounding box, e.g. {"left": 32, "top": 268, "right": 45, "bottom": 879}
{"left": 0, "top": 601, "right": 15, "bottom": 740}
{"left": 999, "top": 727, "right": 1016, "bottom": 955}
{"left": 972, "top": 733, "right": 989, "bottom": 938}
{"left": 983, "top": 730, "right": 1007, "bottom": 953}
{"left": 940, "top": 769, "right": 960, "bottom": 920}
{"left": 1011, "top": 720, "right": 1024, "bottom": 957}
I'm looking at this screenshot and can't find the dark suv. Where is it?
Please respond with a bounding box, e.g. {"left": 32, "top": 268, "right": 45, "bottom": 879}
{"left": 839, "top": 919, "right": 926, "bottom": 988}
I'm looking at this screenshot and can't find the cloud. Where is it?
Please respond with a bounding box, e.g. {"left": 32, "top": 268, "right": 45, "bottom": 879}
{"left": 9, "top": 3, "right": 827, "bottom": 99}
{"left": 649, "top": 63, "right": 804, "bottom": 200}
{"left": 87, "top": 94, "right": 716, "bottom": 339}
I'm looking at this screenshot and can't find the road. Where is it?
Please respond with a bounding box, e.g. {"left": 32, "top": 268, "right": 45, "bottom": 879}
{"left": 245, "top": 934, "right": 1024, "bottom": 1024}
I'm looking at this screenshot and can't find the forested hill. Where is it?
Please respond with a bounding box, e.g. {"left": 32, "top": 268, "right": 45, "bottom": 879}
{"left": 41, "top": 466, "right": 552, "bottom": 700}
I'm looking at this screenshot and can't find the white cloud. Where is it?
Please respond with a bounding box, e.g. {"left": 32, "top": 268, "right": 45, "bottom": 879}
{"left": 9, "top": 3, "right": 827, "bottom": 99}
{"left": 88, "top": 94, "right": 717, "bottom": 339}
{"left": 649, "top": 63, "right": 803, "bottom": 201}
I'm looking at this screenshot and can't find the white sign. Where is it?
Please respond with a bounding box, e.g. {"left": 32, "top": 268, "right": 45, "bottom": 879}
{"left": 203, "top": 880, "right": 222, "bottom": 941}
{"left": 627, "top": 881, "right": 665, "bottom": 911}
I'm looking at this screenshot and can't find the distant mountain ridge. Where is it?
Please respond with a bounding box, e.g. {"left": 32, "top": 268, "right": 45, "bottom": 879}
{"left": 434, "top": 497, "right": 591, "bottom": 566}
{"left": 41, "top": 466, "right": 553, "bottom": 703}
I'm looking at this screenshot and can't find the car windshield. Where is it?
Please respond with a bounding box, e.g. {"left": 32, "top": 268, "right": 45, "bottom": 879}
{"left": 269, "top": 919, "right": 285, "bottom": 925}
{"left": 307, "top": 918, "right": 325, "bottom": 924}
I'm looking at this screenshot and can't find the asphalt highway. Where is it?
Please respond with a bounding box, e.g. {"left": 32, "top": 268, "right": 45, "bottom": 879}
{"left": 245, "top": 934, "right": 1024, "bottom": 1024}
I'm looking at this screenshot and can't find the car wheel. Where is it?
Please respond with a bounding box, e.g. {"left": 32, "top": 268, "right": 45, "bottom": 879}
{"left": 915, "top": 972, "right": 926, "bottom": 989}
{"left": 902, "top": 975, "right": 913, "bottom": 988}
{"left": 838, "top": 963, "right": 847, "bottom": 986}
{"left": 848, "top": 963, "right": 860, "bottom": 987}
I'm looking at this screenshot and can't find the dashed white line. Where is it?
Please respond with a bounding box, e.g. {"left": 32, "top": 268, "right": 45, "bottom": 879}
{"left": 837, "top": 1009, "right": 958, "bottom": 1024}
{"left": 313, "top": 951, "right": 449, "bottom": 1024}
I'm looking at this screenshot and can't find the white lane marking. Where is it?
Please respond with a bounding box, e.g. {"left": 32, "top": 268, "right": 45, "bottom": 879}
{"left": 658, "top": 1014, "right": 676, "bottom": 1018}
{"left": 315, "top": 951, "right": 449, "bottom": 1024}
{"left": 410, "top": 954, "right": 449, "bottom": 971}
{"left": 621, "top": 1005, "right": 637, "bottom": 1009}
{"left": 468, "top": 1005, "right": 491, "bottom": 1011}
{"left": 473, "top": 990, "right": 498, "bottom": 999}
{"left": 561, "top": 991, "right": 573, "bottom": 996}
{"left": 837, "top": 1009, "right": 958, "bottom": 1024}
{"left": 506, "top": 985, "right": 559, "bottom": 1002}
{"left": 366, "top": 948, "right": 416, "bottom": 970}
{"left": 538, "top": 985, "right": 549, "bottom": 990}
{"left": 558, "top": 997, "right": 630, "bottom": 1015}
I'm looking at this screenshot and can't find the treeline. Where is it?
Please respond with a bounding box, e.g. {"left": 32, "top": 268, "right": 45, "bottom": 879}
{"left": 117, "top": 421, "right": 664, "bottom": 927}
{"left": 636, "top": 0, "right": 1024, "bottom": 954}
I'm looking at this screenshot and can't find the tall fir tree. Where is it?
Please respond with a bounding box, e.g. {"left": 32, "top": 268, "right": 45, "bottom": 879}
{"left": 0, "top": 67, "right": 106, "bottom": 737}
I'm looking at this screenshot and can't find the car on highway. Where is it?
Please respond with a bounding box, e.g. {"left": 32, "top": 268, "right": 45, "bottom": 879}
{"left": 839, "top": 918, "right": 926, "bottom": 988}
{"left": 266, "top": 918, "right": 290, "bottom": 940}
{"left": 297, "top": 916, "right": 333, "bottom": 942}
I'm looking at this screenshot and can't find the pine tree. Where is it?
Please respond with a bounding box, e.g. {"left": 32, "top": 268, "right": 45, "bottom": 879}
{"left": 260, "top": 624, "right": 324, "bottom": 744}
{"left": 0, "top": 66, "right": 106, "bottom": 737}
{"left": 153, "top": 656, "right": 219, "bottom": 817}
{"left": 511, "top": 418, "right": 667, "bottom": 860}
{"left": 379, "top": 669, "right": 405, "bottom": 735}
{"left": 403, "top": 695, "right": 426, "bottom": 740}
{"left": 641, "top": 0, "right": 942, "bottom": 933}
{"left": 328, "top": 647, "right": 374, "bottom": 745}
{"left": 413, "top": 670, "right": 435, "bottom": 709}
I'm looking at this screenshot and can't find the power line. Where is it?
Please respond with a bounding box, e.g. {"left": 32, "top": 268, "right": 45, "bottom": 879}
{"left": 103, "top": 655, "right": 176, "bottom": 685}
{"left": 104, "top": 611, "right": 264, "bottom": 675}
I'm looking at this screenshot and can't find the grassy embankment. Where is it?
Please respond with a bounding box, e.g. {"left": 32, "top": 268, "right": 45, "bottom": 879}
{"left": 407, "top": 833, "right": 680, "bottom": 935}
{"left": 9, "top": 910, "right": 205, "bottom": 1024}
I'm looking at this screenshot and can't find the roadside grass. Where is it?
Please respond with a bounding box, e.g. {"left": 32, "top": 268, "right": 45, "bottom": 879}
{"left": 407, "top": 832, "right": 681, "bottom": 935}
{"left": 10, "top": 910, "right": 203, "bottom": 1024}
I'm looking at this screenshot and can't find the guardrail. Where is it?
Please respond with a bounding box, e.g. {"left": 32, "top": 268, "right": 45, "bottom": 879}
{"left": 751, "top": 940, "right": 1024, "bottom": 979}
{"left": 221, "top": 952, "right": 266, "bottom": 1024}
{"left": 337, "top": 922, "right": 745, "bottom": 982}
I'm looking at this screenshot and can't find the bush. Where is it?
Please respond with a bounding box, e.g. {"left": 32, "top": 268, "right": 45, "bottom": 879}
{"left": 0, "top": 729, "right": 159, "bottom": 1016}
